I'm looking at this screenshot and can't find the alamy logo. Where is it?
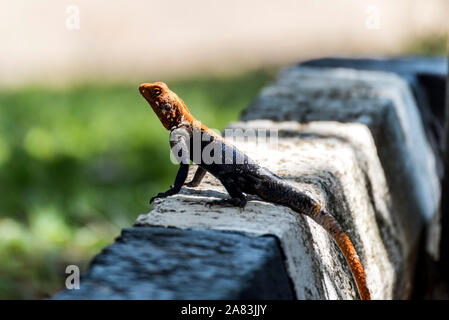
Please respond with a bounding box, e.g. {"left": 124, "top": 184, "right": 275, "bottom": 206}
{"left": 169, "top": 125, "right": 278, "bottom": 165}
{"left": 365, "top": 5, "right": 380, "bottom": 30}
{"left": 65, "top": 265, "right": 80, "bottom": 290}
{"left": 66, "top": 5, "right": 80, "bottom": 30}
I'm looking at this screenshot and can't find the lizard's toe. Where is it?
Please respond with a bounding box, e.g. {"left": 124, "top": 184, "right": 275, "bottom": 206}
{"left": 185, "top": 181, "right": 198, "bottom": 188}
{"left": 207, "top": 198, "right": 247, "bottom": 209}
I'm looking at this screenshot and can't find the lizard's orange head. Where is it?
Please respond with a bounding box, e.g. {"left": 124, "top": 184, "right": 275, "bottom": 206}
{"left": 139, "top": 82, "right": 169, "bottom": 104}
{"left": 139, "top": 82, "right": 192, "bottom": 130}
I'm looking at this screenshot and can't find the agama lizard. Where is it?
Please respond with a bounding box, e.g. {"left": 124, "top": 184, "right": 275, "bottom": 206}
{"left": 139, "top": 81, "right": 371, "bottom": 300}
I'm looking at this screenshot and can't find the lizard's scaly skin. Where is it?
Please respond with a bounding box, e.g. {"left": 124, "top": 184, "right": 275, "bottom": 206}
{"left": 139, "top": 82, "right": 371, "bottom": 300}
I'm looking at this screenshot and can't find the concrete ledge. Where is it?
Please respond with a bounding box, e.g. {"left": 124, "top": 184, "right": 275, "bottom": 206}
{"left": 299, "top": 57, "right": 447, "bottom": 263}
{"left": 137, "top": 121, "right": 410, "bottom": 299}
{"left": 300, "top": 57, "right": 447, "bottom": 178}
{"left": 241, "top": 66, "right": 441, "bottom": 262}
{"left": 54, "top": 61, "right": 441, "bottom": 300}
{"left": 53, "top": 226, "right": 295, "bottom": 299}
{"left": 242, "top": 66, "right": 439, "bottom": 223}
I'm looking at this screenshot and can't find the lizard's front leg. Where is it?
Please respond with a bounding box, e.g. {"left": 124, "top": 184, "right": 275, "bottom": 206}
{"left": 150, "top": 163, "right": 189, "bottom": 203}
{"left": 150, "top": 127, "right": 191, "bottom": 204}
{"left": 185, "top": 166, "right": 207, "bottom": 188}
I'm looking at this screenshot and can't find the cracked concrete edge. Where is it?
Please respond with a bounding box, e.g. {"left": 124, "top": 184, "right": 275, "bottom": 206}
{"left": 53, "top": 226, "right": 296, "bottom": 300}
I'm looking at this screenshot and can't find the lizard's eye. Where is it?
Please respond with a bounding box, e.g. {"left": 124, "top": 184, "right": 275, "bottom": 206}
{"left": 152, "top": 88, "right": 161, "bottom": 96}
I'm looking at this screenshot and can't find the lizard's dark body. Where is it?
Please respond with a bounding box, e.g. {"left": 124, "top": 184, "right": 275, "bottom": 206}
{"left": 139, "top": 81, "right": 370, "bottom": 300}
{"left": 162, "top": 126, "right": 319, "bottom": 219}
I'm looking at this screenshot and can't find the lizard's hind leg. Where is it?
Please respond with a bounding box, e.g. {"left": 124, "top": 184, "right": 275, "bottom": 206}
{"left": 207, "top": 197, "right": 247, "bottom": 208}
{"left": 185, "top": 166, "right": 207, "bottom": 188}
{"left": 207, "top": 178, "right": 247, "bottom": 209}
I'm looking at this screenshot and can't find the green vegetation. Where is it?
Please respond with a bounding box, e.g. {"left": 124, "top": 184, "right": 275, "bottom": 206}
{"left": 403, "top": 32, "right": 447, "bottom": 56}
{"left": 0, "top": 70, "right": 275, "bottom": 299}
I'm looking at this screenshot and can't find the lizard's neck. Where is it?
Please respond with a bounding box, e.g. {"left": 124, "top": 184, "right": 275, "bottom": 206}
{"left": 173, "top": 113, "right": 210, "bottom": 134}
{"left": 162, "top": 98, "right": 210, "bottom": 133}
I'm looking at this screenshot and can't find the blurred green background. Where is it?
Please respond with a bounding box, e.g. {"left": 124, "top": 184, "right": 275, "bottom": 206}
{"left": 0, "top": 71, "right": 275, "bottom": 299}
{"left": 0, "top": 0, "right": 447, "bottom": 299}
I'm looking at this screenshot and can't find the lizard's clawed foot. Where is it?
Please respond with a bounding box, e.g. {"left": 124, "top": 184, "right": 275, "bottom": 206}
{"left": 149, "top": 187, "right": 178, "bottom": 204}
{"left": 206, "top": 197, "right": 247, "bottom": 210}
{"left": 185, "top": 181, "right": 199, "bottom": 188}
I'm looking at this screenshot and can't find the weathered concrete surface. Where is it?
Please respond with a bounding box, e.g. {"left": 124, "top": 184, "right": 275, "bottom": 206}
{"left": 300, "top": 58, "right": 447, "bottom": 273}
{"left": 137, "top": 121, "right": 409, "bottom": 299}
{"left": 301, "top": 57, "right": 448, "bottom": 179}
{"left": 53, "top": 227, "right": 294, "bottom": 299}
{"left": 301, "top": 57, "right": 447, "bottom": 76}
{"left": 242, "top": 67, "right": 439, "bottom": 239}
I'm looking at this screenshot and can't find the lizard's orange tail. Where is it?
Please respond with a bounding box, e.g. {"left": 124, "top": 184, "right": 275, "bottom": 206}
{"left": 253, "top": 177, "right": 370, "bottom": 299}
{"left": 333, "top": 230, "right": 371, "bottom": 300}
{"left": 310, "top": 209, "right": 371, "bottom": 300}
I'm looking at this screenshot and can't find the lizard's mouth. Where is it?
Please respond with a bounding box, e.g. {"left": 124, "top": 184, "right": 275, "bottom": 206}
{"left": 138, "top": 83, "right": 146, "bottom": 94}
{"left": 138, "top": 84, "right": 152, "bottom": 101}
